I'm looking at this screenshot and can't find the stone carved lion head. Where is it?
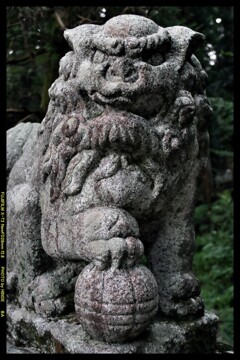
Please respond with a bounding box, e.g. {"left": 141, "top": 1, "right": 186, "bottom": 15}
{"left": 59, "top": 15, "right": 207, "bottom": 118}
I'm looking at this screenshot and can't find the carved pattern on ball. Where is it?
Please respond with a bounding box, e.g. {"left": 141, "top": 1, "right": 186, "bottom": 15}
{"left": 75, "top": 263, "right": 158, "bottom": 343}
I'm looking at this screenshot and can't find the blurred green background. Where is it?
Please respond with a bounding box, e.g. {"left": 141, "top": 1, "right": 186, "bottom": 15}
{"left": 7, "top": 6, "right": 233, "bottom": 348}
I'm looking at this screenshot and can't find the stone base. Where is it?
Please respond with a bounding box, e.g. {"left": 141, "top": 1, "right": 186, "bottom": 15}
{"left": 6, "top": 303, "right": 219, "bottom": 353}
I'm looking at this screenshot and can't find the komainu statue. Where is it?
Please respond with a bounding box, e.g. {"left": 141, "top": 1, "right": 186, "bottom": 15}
{"left": 7, "top": 15, "right": 213, "bottom": 343}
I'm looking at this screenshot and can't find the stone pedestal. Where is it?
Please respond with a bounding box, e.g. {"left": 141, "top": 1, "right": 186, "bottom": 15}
{"left": 7, "top": 304, "right": 218, "bottom": 354}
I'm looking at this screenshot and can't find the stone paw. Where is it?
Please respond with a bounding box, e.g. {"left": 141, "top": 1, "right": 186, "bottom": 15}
{"left": 87, "top": 236, "right": 144, "bottom": 270}
{"left": 167, "top": 272, "right": 201, "bottom": 300}
{"left": 32, "top": 293, "right": 75, "bottom": 318}
{"left": 21, "top": 262, "right": 84, "bottom": 317}
{"left": 159, "top": 295, "right": 204, "bottom": 319}
{"left": 158, "top": 272, "right": 204, "bottom": 319}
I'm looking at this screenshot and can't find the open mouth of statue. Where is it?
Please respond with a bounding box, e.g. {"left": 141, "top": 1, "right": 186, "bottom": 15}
{"left": 89, "top": 90, "right": 132, "bottom": 105}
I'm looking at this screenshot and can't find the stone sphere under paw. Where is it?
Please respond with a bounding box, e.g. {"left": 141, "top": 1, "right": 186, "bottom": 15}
{"left": 75, "top": 263, "right": 158, "bottom": 343}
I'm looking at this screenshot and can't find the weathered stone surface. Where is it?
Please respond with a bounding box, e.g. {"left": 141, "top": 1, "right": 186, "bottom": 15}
{"left": 7, "top": 338, "right": 41, "bottom": 354}
{"left": 7, "top": 124, "right": 86, "bottom": 317}
{"left": 7, "top": 13, "right": 217, "bottom": 350}
{"left": 7, "top": 303, "right": 218, "bottom": 353}
{"left": 7, "top": 122, "right": 40, "bottom": 180}
{"left": 75, "top": 264, "right": 158, "bottom": 342}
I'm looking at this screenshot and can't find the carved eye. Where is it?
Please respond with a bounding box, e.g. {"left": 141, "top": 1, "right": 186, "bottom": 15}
{"left": 142, "top": 51, "right": 164, "bottom": 66}
{"left": 93, "top": 50, "right": 107, "bottom": 63}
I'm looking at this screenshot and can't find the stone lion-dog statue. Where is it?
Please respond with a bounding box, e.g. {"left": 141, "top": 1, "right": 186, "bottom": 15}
{"left": 7, "top": 15, "right": 212, "bottom": 342}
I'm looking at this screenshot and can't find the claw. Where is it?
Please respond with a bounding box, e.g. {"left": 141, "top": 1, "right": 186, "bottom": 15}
{"left": 108, "top": 237, "right": 127, "bottom": 269}
{"left": 125, "top": 237, "right": 144, "bottom": 267}
{"left": 87, "top": 237, "right": 145, "bottom": 270}
{"left": 88, "top": 240, "right": 111, "bottom": 270}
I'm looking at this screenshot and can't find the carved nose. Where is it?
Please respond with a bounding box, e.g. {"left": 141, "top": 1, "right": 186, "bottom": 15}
{"left": 106, "top": 58, "right": 138, "bottom": 83}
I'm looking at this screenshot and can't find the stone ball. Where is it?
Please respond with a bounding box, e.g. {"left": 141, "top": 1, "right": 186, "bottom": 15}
{"left": 75, "top": 263, "right": 158, "bottom": 343}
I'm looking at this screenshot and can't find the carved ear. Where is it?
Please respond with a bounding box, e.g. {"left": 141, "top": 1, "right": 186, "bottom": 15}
{"left": 64, "top": 24, "right": 99, "bottom": 53}
{"left": 166, "top": 26, "right": 205, "bottom": 68}
{"left": 64, "top": 26, "right": 81, "bottom": 50}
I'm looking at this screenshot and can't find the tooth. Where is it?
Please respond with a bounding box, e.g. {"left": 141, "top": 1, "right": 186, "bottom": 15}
{"left": 150, "top": 132, "right": 160, "bottom": 155}
{"left": 91, "top": 123, "right": 103, "bottom": 149}
{"left": 79, "top": 128, "right": 91, "bottom": 150}
{"left": 109, "top": 124, "right": 118, "bottom": 142}
{"left": 147, "top": 35, "right": 154, "bottom": 50}
{"left": 139, "top": 36, "right": 147, "bottom": 50}
{"left": 126, "top": 129, "right": 133, "bottom": 146}
{"left": 99, "top": 122, "right": 110, "bottom": 147}
{"left": 118, "top": 124, "right": 127, "bottom": 144}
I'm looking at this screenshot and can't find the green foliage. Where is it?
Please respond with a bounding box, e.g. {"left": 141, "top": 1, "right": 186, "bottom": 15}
{"left": 209, "top": 98, "right": 233, "bottom": 152}
{"left": 193, "top": 190, "right": 233, "bottom": 346}
{"left": 209, "top": 97, "right": 233, "bottom": 170}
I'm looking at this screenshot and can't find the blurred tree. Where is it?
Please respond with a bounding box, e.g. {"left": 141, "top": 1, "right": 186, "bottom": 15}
{"left": 7, "top": 6, "right": 233, "bottom": 127}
